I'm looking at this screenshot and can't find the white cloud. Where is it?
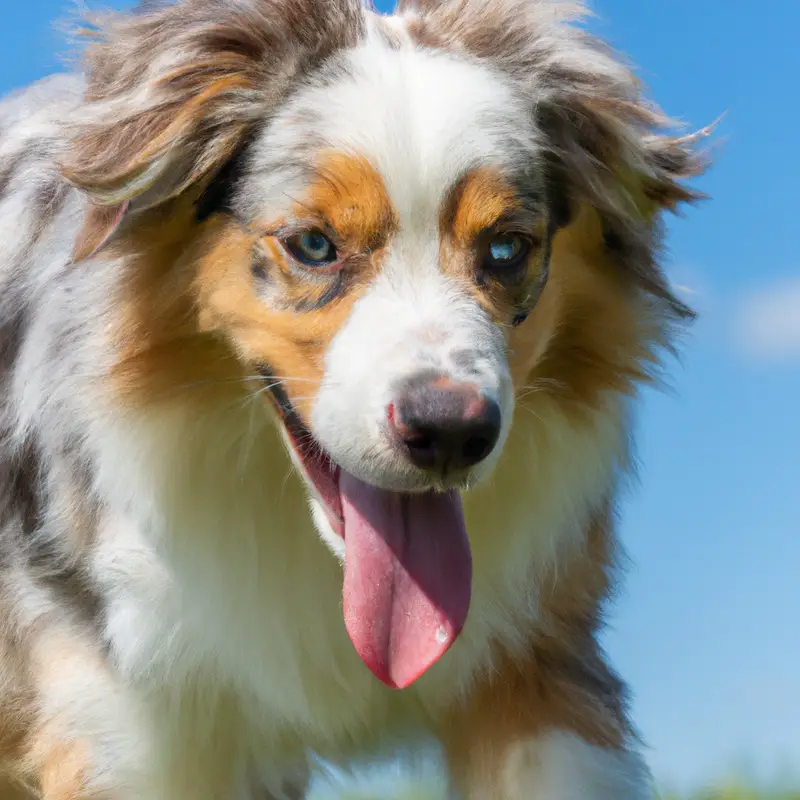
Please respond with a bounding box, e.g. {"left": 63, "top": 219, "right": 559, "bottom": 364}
{"left": 735, "top": 276, "right": 800, "bottom": 362}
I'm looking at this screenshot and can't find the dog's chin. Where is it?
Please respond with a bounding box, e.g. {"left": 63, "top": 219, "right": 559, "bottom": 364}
{"left": 278, "top": 410, "right": 480, "bottom": 533}
{"left": 259, "top": 372, "right": 504, "bottom": 569}
{"left": 265, "top": 385, "right": 491, "bottom": 545}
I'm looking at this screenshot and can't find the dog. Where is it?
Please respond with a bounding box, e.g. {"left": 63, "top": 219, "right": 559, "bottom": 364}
{"left": 0, "top": 0, "right": 709, "bottom": 796}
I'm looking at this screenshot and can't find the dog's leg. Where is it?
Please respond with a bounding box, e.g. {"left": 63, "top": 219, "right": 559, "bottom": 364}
{"left": 440, "top": 647, "right": 653, "bottom": 800}
{"left": 446, "top": 729, "right": 652, "bottom": 800}
{"left": 7, "top": 623, "right": 251, "bottom": 799}
{"left": 8, "top": 626, "right": 153, "bottom": 800}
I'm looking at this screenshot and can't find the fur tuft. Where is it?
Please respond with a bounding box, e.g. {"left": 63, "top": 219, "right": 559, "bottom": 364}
{"left": 60, "top": 0, "right": 366, "bottom": 209}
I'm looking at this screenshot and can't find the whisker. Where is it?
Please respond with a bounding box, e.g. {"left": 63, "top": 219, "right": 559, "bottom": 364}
{"left": 279, "top": 467, "right": 295, "bottom": 504}
{"left": 152, "top": 374, "right": 323, "bottom": 402}
{"left": 516, "top": 404, "right": 547, "bottom": 425}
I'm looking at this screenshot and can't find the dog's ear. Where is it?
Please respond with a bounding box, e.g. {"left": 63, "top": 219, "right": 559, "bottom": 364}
{"left": 531, "top": 79, "right": 713, "bottom": 234}
{"left": 531, "top": 88, "right": 714, "bottom": 311}
{"left": 400, "top": 0, "right": 714, "bottom": 314}
{"left": 62, "top": 0, "right": 365, "bottom": 261}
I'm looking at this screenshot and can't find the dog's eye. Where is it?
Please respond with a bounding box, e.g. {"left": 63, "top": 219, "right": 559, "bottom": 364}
{"left": 484, "top": 233, "right": 531, "bottom": 269}
{"left": 284, "top": 231, "right": 338, "bottom": 266}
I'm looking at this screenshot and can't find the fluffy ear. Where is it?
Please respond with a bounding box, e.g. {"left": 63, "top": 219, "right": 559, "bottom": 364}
{"left": 400, "top": 0, "right": 713, "bottom": 315}
{"left": 61, "top": 0, "right": 365, "bottom": 260}
{"left": 532, "top": 86, "right": 713, "bottom": 313}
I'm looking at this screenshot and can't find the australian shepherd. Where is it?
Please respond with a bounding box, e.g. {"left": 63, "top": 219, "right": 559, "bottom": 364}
{"left": 0, "top": 0, "right": 709, "bottom": 797}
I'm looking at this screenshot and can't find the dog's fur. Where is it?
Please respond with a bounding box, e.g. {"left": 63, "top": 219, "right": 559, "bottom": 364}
{"left": 0, "top": 0, "right": 708, "bottom": 797}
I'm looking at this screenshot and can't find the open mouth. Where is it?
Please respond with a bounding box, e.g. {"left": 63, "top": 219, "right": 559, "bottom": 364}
{"left": 262, "top": 372, "right": 472, "bottom": 690}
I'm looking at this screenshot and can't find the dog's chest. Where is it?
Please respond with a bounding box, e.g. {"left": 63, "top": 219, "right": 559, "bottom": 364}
{"left": 95, "top": 503, "right": 479, "bottom": 752}
{"left": 89, "top": 409, "right": 572, "bottom": 752}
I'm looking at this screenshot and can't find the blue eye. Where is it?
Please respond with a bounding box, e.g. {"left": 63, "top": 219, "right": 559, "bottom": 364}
{"left": 485, "top": 233, "right": 530, "bottom": 268}
{"left": 284, "top": 231, "right": 337, "bottom": 266}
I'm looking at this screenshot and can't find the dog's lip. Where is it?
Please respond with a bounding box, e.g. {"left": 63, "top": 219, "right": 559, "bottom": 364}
{"left": 257, "top": 370, "right": 475, "bottom": 526}
{"left": 258, "top": 371, "right": 345, "bottom": 534}
{"left": 285, "top": 426, "right": 345, "bottom": 536}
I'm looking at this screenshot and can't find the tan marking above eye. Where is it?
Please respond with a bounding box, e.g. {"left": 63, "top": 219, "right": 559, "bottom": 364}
{"left": 439, "top": 167, "right": 551, "bottom": 321}
{"left": 299, "top": 151, "right": 399, "bottom": 253}
{"left": 244, "top": 151, "right": 397, "bottom": 311}
{"left": 444, "top": 167, "right": 523, "bottom": 248}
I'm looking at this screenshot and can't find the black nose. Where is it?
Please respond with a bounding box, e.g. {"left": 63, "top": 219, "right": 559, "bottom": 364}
{"left": 388, "top": 376, "right": 502, "bottom": 475}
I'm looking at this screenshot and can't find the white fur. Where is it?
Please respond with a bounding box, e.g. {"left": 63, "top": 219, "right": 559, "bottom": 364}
{"left": 321, "top": 34, "right": 537, "bottom": 220}
{"left": 261, "top": 23, "right": 542, "bottom": 495}
{"left": 245, "top": 19, "right": 541, "bottom": 234}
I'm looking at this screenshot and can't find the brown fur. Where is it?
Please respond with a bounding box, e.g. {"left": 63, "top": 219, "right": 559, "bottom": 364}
{"left": 71, "top": 204, "right": 127, "bottom": 264}
{"left": 0, "top": 592, "right": 37, "bottom": 794}
{"left": 510, "top": 203, "right": 668, "bottom": 410}
{"left": 256, "top": 152, "right": 399, "bottom": 312}
{"left": 438, "top": 198, "right": 681, "bottom": 794}
{"left": 109, "top": 212, "right": 367, "bottom": 422}
{"left": 303, "top": 152, "right": 399, "bottom": 253}
{"left": 98, "top": 135, "right": 657, "bottom": 800}
{"left": 37, "top": 740, "right": 91, "bottom": 800}
{"left": 110, "top": 152, "right": 399, "bottom": 421}
{"left": 0, "top": 632, "right": 107, "bottom": 799}
{"left": 90, "top": 23, "right": 698, "bottom": 796}
{"left": 404, "top": 0, "right": 707, "bottom": 325}
{"left": 445, "top": 168, "right": 526, "bottom": 248}
{"left": 60, "top": 0, "right": 365, "bottom": 210}
{"left": 192, "top": 217, "right": 360, "bottom": 420}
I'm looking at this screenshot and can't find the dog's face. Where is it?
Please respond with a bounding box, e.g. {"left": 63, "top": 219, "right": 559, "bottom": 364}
{"left": 203, "top": 42, "right": 551, "bottom": 496}
{"left": 190, "top": 49, "right": 549, "bottom": 687}
{"left": 63, "top": 0, "right": 704, "bottom": 688}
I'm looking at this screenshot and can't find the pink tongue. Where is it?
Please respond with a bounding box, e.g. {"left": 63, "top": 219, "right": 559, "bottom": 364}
{"left": 340, "top": 471, "right": 472, "bottom": 690}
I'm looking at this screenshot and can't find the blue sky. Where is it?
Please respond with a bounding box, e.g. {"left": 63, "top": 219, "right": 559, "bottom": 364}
{"left": 2, "top": 0, "right": 798, "bottom": 792}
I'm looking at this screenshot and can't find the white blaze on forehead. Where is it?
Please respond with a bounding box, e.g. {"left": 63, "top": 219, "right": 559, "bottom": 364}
{"left": 300, "top": 19, "right": 536, "bottom": 232}
{"left": 243, "top": 15, "right": 541, "bottom": 240}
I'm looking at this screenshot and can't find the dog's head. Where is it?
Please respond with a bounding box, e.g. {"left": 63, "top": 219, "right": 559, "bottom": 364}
{"left": 62, "top": 0, "right": 708, "bottom": 688}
